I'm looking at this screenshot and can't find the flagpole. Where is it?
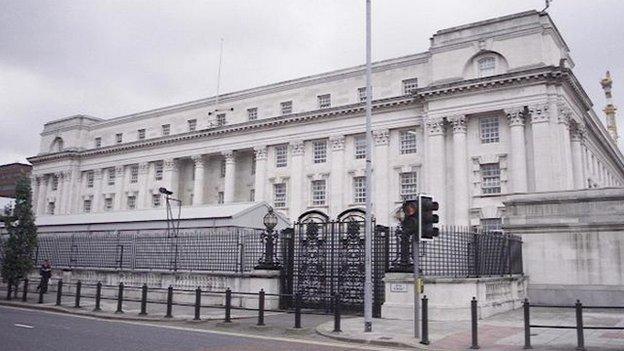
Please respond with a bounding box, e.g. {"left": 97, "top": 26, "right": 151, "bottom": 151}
{"left": 363, "top": 0, "right": 373, "bottom": 333}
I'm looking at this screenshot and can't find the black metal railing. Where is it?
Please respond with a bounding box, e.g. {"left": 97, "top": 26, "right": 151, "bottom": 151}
{"left": 387, "top": 226, "right": 523, "bottom": 277}
{"left": 1, "top": 226, "right": 266, "bottom": 273}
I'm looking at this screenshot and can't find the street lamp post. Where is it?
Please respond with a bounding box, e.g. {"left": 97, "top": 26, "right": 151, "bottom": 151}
{"left": 256, "top": 207, "right": 280, "bottom": 270}
{"left": 363, "top": 0, "right": 373, "bottom": 333}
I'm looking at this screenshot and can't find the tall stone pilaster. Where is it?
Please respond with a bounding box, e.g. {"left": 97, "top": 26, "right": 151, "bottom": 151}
{"left": 425, "top": 117, "right": 447, "bottom": 224}
{"left": 372, "top": 129, "right": 390, "bottom": 224}
{"left": 163, "top": 158, "right": 179, "bottom": 203}
{"left": 570, "top": 123, "right": 587, "bottom": 189}
{"left": 290, "top": 140, "right": 305, "bottom": 218}
{"left": 222, "top": 152, "right": 236, "bottom": 204}
{"left": 192, "top": 155, "right": 205, "bottom": 206}
{"left": 138, "top": 162, "right": 150, "bottom": 209}
{"left": 557, "top": 103, "right": 575, "bottom": 190}
{"left": 329, "top": 135, "right": 345, "bottom": 216}
{"left": 114, "top": 165, "right": 125, "bottom": 210}
{"left": 506, "top": 107, "right": 528, "bottom": 193}
{"left": 253, "top": 146, "right": 268, "bottom": 203}
{"left": 529, "top": 103, "right": 552, "bottom": 191}
{"left": 451, "top": 115, "right": 469, "bottom": 227}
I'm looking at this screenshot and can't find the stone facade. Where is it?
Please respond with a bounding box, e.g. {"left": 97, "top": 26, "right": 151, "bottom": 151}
{"left": 28, "top": 11, "right": 624, "bottom": 226}
{"left": 504, "top": 188, "right": 624, "bottom": 305}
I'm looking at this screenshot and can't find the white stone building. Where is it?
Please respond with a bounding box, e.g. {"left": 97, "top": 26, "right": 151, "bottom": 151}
{"left": 28, "top": 10, "right": 624, "bottom": 228}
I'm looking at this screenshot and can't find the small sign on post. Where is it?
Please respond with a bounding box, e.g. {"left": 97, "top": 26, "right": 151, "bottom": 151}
{"left": 390, "top": 283, "right": 408, "bottom": 293}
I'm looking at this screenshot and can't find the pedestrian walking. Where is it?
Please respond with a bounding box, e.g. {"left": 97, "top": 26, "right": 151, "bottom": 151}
{"left": 37, "top": 260, "right": 52, "bottom": 293}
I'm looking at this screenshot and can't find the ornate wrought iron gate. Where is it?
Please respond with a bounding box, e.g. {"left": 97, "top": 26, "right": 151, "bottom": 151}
{"left": 281, "top": 209, "right": 387, "bottom": 317}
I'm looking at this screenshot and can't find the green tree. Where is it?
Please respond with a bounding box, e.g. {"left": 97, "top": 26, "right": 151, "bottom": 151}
{"left": 1, "top": 176, "right": 38, "bottom": 292}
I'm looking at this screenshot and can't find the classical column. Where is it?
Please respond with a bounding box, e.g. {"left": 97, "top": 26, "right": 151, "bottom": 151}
{"left": 253, "top": 146, "right": 268, "bottom": 202}
{"left": 66, "top": 166, "right": 81, "bottom": 214}
{"left": 529, "top": 103, "right": 553, "bottom": 192}
{"left": 372, "top": 129, "right": 390, "bottom": 225}
{"left": 329, "top": 135, "right": 345, "bottom": 217}
{"left": 506, "top": 107, "right": 528, "bottom": 193}
{"left": 114, "top": 165, "right": 125, "bottom": 210}
{"left": 56, "top": 172, "right": 65, "bottom": 214}
{"left": 138, "top": 162, "right": 150, "bottom": 209}
{"left": 570, "top": 123, "right": 586, "bottom": 189}
{"left": 32, "top": 176, "right": 40, "bottom": 216}
{"left": 37, "top": 174, "right": 50, "bottom": 216}
{"left": 192, "top": 155, "right": 205, "bottom": 206}
{"left": 290, "top": 140, "right": 305, "bottom": 218}
{"left": 557, "top": 103, "right": 575, "bottom": 190}
{"left": 425, "top": 117, "right": 447, "bottom": 224}
{"left": 451, "top": 115, "right": 469, "bottom": 227}
{"left": 163, "top": 158, "right": 179, "bottom": 202}
{"left": 222, "top": 151, "right": 236, "bottom": 203}
{"left": 93, "top": 169, "right": 103, "bottom": 212}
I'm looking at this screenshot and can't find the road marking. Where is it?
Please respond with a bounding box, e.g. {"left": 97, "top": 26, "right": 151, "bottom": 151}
{"left": 0, "top": 305, "right": 406, "bottom": 350}
{"left": 14, "top": 323, "right": 34, "bottom": 329}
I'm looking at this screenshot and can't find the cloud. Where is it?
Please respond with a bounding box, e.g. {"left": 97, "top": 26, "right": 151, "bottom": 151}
{"left": 0, "top": 0, "right": 622, "bottom": 165}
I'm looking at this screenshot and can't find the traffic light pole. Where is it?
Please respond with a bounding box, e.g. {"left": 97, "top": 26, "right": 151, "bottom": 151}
{"left": 413, "top": 194, "right": 422, "bottom": 339}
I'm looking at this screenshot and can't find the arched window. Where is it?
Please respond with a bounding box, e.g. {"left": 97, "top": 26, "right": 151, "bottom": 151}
{"left": 477, "top": 57, "right": 496, "bottom": 77}
{"left": 50, "top": 137, "right": 64, "bottom": 152}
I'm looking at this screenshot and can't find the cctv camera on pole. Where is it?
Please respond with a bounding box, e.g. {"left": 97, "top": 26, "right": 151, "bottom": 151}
{"left": 159, "top": 187, "right": 182, "bottom": 271}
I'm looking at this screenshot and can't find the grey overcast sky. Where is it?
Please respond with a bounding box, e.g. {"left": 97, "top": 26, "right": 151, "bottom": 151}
{"left": 1, "top": 0, "right": 622, "bottom": 165}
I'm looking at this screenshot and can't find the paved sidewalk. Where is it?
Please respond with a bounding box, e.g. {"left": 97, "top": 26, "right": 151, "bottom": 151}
{"left": 317, "top": 308, "right": 624, "bottom": 350}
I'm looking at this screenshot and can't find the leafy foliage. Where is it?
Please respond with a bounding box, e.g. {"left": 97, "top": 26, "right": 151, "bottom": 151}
{"left": 1, "top": 176, "right": 38, "bottom": 285}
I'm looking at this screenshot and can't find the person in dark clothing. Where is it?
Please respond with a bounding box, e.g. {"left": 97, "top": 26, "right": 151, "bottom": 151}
{"left": 37, "top": 260, "right": 52, "bottom": 293}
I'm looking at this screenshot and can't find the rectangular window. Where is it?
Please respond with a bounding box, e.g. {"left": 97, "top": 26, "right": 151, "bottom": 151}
{"left": 154, "top": 161, "right": 163, "bottom": 181}
{"left": 400, "top": 172, "right": 418, "bottom": 201}
{"left": 152, "top": 194, "right": 161, "bottom": 208}
{"left": 51, "top": 175, "right": 59, "bottom": 191}
{"left": 311, "top": 180, "right": 326, "bottom": 206}
{"left": 162, "top": 124, "right": 171, "bottom": 136}
{"left": 313, "top": 140, "right": 327, "bottom": 164}
{"left": 216, "top": 113, "right": 226, "bottom": 126}
{"left": 107, "top": 168, "right": 115, "bottom": 186}
{"left": 104, "top": 197, "right": 113, "bottom": 211}
{"left": 220, "top": 159, "right": 226, "bottom": 178}
{"left": 218, "top": 191, "right": 224, "bottom": 204}
{"left": 400, "top": 129, "right": 417, "bottom": 154}
{"left": 318, "top": 94, "right": 331, "bottom": 109}
{"left": 480, "top": 116, "right": 500, "bottom": 143}
{"left": 116, "top": 133, "right": 123, "bottom": 144}
{"left": 249, "top": 189, "right": 255, "bottom": 202}
{"left": 354, "top": 135, "right": 366, "bottom": 159}
{"left": 275, "top": 144, "right": 288, "bottom": 168}
{"left": 86, "top": 171, "right": 94, "bottom": 188}
{"left": 478, "top": 57, "right": 496, "bottom": 77}
{"left": 83, "top": 199, "right": 92, "bottom": 213}
{"left": 247, "top": 108, "right": 258, "bottom": 121}
{"left": 274, "top": 183, "right": 287, "bottom": 208}
{"left": 280, "top": 101, "right": 292, "bottom": 115}
{"left": 95, "top": 137, "right": 102, "bottom": 148}
{"left": 481, "top": 163, "right": 501, "bottom": 194}
{"left": 188, "top": 119, "right": 197, "bottom": 132}
{"left": 127, "top": 195, "right": 136, "bottom": 210}
{"left": 130, "top": 165, "right": 139, "bottom": 183}
{"left": 138, "top": 129, "right": 146, "bottom": 140}
{"left": 47, "top": 201, "right": 55, "bottom": 215}
{"left": 481, "top": 218, "right": 502, "bottom": 233}
{"left": 353, "top": 177, "right": 366, "bottom": 204}
{"left": 402, "top": 78, "right": 419, "bottom": 95}
{"left": 357, "top": 87, "right": 370, "bottom": 102}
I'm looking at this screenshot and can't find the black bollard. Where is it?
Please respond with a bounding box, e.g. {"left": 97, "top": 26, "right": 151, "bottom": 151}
{"left": 74, "top": 281, "right": 82, "bottom": 308}
{"left": 93, "top": 282, "right": 102, "bottom": 312}
{"left": 194, "top": 287, "right": 201, "bottom": 321}
{"left": 13, "top": 282, "right": 18, "bottom": 299}
{"left": 22, "top": 279, "right": 29, "bottom": 302}
{"left": 139, "top": 283, "right": 147, "bottom": 316}
{"left": 294, "top": 293, "right": 302, "bottom": 329}
{"left": 6, "top": 282, "right": 11, "bottom": 301}
{"left": 257, "top": 289, "right": 265, "bottom": 326}
{"left": 333, "top": 294, "right": 341, "bottom": 333}
{"left": 165, "top": 285, "right": 173, "bottom": 318}
{"left": 38, "top": 284, "right": 44, "bottom": 304}
{"left": 523, "top": 298, "right": 532, "bottom": 349}
{"left": 421, "top": 295, "right": 430, "bottom": 345}
{"left": 224, "top": 288, "right": 232, "bottom": 323}
{"left": 470, "top": 297, "right": 480, "bottom": 349}
{"left": 55, "top": 280, "right": 63, "bottom": 306}
{"left": 575, "top": 300, "right": 585, "bottom": 351}
{"left": 115, "top": 282, "right": 124, "bottom": 314}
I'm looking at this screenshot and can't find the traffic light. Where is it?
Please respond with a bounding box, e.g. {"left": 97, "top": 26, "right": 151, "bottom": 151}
{"left": 419, "top": 195, "right": 439, "bottom": 240}
{"left": 400, "top": 200, "right": 420, "bottom": 236}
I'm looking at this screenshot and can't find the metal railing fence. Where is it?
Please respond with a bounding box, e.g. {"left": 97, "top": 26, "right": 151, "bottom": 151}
{"left": 387, "top": 226, "right": 523, "bottom": 277}
{"left": 1, "top": 226, "right": 265, "bottom": 273}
